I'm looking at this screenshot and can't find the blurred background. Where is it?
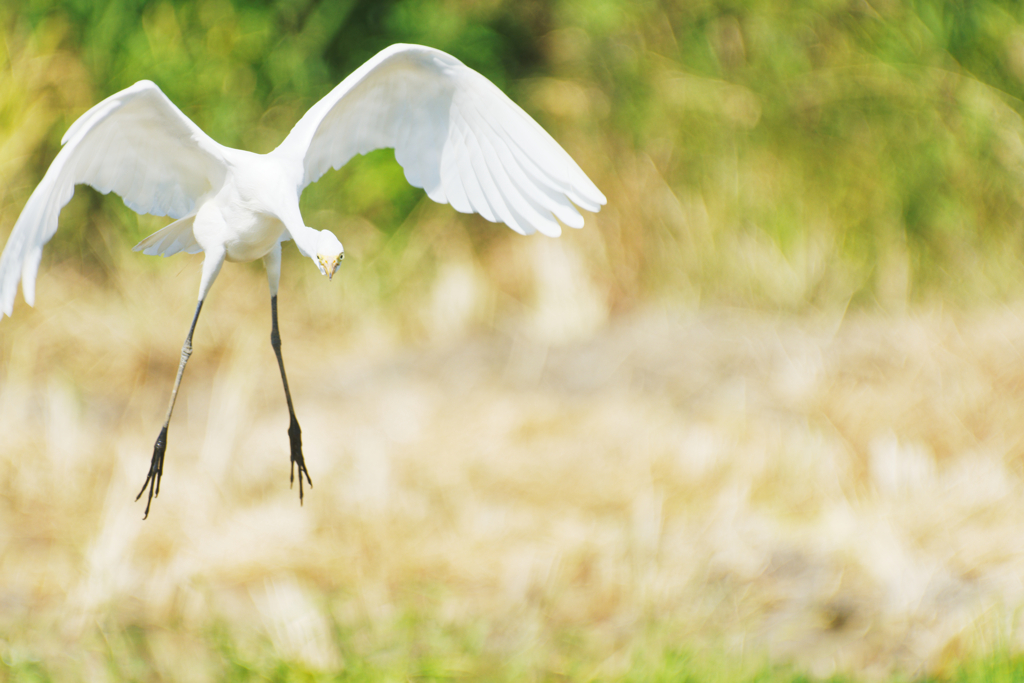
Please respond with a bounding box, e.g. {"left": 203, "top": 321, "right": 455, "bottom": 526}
{"left": 5, "top": 0, "right": 1024, "bottom": 680}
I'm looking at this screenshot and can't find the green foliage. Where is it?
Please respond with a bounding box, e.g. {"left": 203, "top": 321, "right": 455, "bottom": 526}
{"left": 6, "top": 630, "right": 1024, "bottom": 682}
{"left": 6, "top": 0, "right": 1024, "bottom": 311}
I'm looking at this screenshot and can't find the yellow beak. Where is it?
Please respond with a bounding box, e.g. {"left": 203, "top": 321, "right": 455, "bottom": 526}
{"left": 320, "top": 256, "right": 342, "bottom": 281}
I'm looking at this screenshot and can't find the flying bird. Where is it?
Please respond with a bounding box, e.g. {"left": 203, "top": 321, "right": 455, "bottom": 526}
{"left": 0, "top": 43, "right": 606, "bottom": 517}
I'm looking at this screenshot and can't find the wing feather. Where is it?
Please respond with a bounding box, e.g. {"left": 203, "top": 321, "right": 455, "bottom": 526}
{"left": 463, "top": 96, "right": 564, "bottom": 236}
{"left": 438, "top": 128, "right": 470, "bottom": 212}
{"left": 272, "top": 44, "right": 604, "bottom": 237}
{"left": 461, "top": 113, "right": 514, "bottom": 230}
{"left": 450, "top": 114, "right": 495, "bottom": 222}
{"left": 0, "top": 80, "right": 227, "bottom": 316}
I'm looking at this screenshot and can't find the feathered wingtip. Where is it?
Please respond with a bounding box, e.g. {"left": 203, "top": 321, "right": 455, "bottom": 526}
{"left": 0, "top": 234, "right": 40, "bottom": 318}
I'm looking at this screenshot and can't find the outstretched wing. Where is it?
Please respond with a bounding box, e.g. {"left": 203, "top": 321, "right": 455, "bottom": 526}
{"left": 0, "top": 80, "right": 227, "bottom": 316}
{"left": 272, "top": 44, "right": 605, "bottom": 238}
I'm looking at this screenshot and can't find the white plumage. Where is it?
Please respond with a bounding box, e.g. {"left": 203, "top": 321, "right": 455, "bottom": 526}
{"left": 0, "top": 43, "right": 605, "bottom": 516}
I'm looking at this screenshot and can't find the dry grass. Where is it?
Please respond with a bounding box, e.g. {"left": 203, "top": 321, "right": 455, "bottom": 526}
{"left": 4, "top": 252, "right": 1024, "bottom": 680}
{"left": 6, "top": 7, "right": 1024, "bottom": 679}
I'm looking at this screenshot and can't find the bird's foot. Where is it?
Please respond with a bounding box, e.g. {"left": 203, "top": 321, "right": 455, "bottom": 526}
{"left": 136, "top": 425, "right": 168, "bottom": 519}
{"left": 288, "top": 415, "right": 312, "bottom": 504}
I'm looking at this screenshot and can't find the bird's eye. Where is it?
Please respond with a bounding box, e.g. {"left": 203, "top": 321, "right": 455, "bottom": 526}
{"left": 340, "top": 254, "right": 345, "bottom": 260}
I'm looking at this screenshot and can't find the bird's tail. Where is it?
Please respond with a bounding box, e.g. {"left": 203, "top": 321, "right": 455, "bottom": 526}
{"left": 133, "top": 215, "right": 201, "bottom": 257}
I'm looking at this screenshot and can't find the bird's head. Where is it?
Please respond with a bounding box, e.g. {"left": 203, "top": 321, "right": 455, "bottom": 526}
{"left": 315, "top": 230, "right": 345, "bottom": 280}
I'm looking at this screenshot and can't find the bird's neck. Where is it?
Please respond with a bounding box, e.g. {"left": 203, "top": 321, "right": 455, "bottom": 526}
{"left": 288, "top": 224, "right": 320, "bottom": 258}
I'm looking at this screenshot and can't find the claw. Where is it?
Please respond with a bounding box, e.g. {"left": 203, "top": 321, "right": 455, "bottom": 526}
{"left": 287, "top": 415, "right": 312, "bottom": 504}
{"left": 137, "top": 424, "right": 168, "bottom": 519}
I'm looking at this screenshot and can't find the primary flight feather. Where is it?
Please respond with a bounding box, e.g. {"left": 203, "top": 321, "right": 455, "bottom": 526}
{"left": 0, "top": 43, "right": 605, "bottom": 517}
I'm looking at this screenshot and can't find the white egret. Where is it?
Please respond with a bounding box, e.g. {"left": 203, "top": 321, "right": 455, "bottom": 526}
{"left": 0, "top": 43, "right": 605, "bottom": 517}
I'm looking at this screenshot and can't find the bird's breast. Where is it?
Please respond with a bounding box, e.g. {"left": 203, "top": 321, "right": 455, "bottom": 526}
{"left": 192, "top": 155, "right": 296, "bottom": 263}
{"left": 221, "top": 208, "right": 287, "bottom": 263}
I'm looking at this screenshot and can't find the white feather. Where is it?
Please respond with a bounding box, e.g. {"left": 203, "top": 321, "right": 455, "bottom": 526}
{"left": 0, "top": 44, "right": 605, "bottom": 318}
{"left": 272, "top": 44, "right": 605, "bottom": 232}
{"left": 0, "top": 81, "right": 226, "bottom": 314}
{"left": 133, "top": 215, "right": 202, "bottom": 257}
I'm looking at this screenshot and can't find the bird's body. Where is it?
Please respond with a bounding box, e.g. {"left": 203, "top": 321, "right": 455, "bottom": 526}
{"left": 0, "top": 43, "right": 605, "bottom": 517}
{"left": 200, "top": 153, "right": 293, "bottom": 264}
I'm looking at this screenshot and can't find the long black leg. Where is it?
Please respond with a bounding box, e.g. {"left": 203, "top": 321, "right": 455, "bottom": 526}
{"left": 270, "top": 294, "right": 312, "bottom": 502}
{"left": 136, "top": 299, "right": 204, "bottom": 518}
